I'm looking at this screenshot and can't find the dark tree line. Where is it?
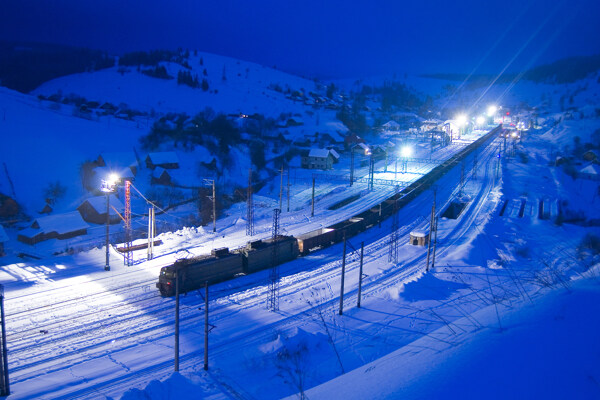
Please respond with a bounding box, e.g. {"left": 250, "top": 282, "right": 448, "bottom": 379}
{"left": 0, "top": 41, "right": 114, "bottom": 93}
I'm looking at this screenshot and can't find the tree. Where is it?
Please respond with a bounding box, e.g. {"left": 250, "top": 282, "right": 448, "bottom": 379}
{"left": 43, "top": 181, "right": 67, "bottom": 205}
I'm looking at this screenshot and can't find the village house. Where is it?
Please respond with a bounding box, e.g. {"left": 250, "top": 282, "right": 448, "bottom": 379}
{"left": 344, "top": 133, "right": 365, "bottom": 150}
{"left": 301, "top": 149, "right": 336, "bottom": 170}
{"left": 151, "top": 168, "right": 173, "bottom": 185}
{"left": 381, "top": 120, "right": 401, "bottom": 132}
{"left": 18, "top": 212, "right": 89, "bottom": 245}
{"left": 97, "top": 152, "right": 139, "bottom": 177}
{"left": 145, "top": 152, "right": 180, "bottom": 170}
{"left": 77, "top": 195, "right": 124, "bottom": 225}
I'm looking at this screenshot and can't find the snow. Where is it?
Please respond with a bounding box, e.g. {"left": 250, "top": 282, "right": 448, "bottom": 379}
{"left": 302, "top": 277, "right": 600, "bottom": 400}
{"left": 308, "top": 148, "right": 332, "bottom": 158}
{"left": 80, "top": 194, "right": 124, "bottom": 215}
{"left": 28, "top": 211, "right": 89, "bottom": 235}
{"left": 0, "top": 53, "right": 599, "bottom": 400}
{"left": 580, "top": 164, "right": 600, "bottom": 175}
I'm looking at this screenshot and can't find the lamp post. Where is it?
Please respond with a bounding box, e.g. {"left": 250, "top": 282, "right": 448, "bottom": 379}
{"left": 101, "top": 174, "right": 118, "bottom": 271}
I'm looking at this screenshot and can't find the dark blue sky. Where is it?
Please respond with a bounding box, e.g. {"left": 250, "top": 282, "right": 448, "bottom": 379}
{"left": 2, "top": 0, "right": 599, "bottom": 78}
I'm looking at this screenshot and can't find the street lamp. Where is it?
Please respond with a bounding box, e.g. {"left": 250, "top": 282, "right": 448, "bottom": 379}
{"left": 400, "top": 145, "right": 412, "bottom": 173}
{"left": 101, "top": 174, "right": 118, "bottom": 271}
{"left": 476, "top": 115, "right": 486, "bottom": 127}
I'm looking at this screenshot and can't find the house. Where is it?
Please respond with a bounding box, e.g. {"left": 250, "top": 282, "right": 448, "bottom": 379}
{"left": 328, "top": 148, "right": 341, "bottom": 164}
{"left": 344, "top": 133, "right": 365, "bottom": 149}
{"left": 92, "top": 166, "right": 135, "bottom": 191}
{"left": 371, "top": 145, "right": 387, "bottom": 160}
{"left": 381, "top": 120, "right": 401, "bottom": 131}
{"left": 420, "top": 119, "right": 443, "bottom": 132}
{"left": 352, "top": 142, "right": 371, "bottom": 156}
{"left": 0, "top": 225, "right": 8, "bottom": 256}
{"left": 145, "top": 152, "right": 180, "bottom": 170}
{"left": 97, "top": 152, "right": 139, "bottom": 176}
{"left": 301, "top": 149, "right": 335, "bottom": 170}
{"left": 18, "top": 212, "right": 89, "bottom": 245}
{"left": 77, "top": 195, "right": 124, "bottom": 225}
{"left": 579, "top": 164, "right": 600, "bottom": 180}
{"left": 151, "top": 167, "right": 173, "bottom": 185}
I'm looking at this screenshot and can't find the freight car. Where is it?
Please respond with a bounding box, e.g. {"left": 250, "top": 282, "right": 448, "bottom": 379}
{"left": 157, "top": 125, "right": 502, "bottom": 296}
{"left": 241, "top": 235, "right": 299, "bottom": 273}
{"left": 156, "top": 247, "right": 243, "bottom": 296}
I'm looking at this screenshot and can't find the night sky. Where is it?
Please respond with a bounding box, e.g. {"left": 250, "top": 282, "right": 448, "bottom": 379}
{"left": 2, "top": 0, "right": 599, "bottom": 78}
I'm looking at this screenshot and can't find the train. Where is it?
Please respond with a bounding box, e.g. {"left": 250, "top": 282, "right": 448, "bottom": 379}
{"left": 156, "top": 125, "right": 502, "bottom": 296}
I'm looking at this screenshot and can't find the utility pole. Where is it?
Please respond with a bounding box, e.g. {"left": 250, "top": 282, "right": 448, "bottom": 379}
{"left": 0, "top": 285, "right": 9, "bottom": 396}
{"left": 147, "top": 206, "right": 155, "bottom": 260}
{"left": 368, "top": 153, "right": 374, "bottom": 191}
{"left": 357, "top": 242, "right": 364, "bottom": 308}
{"left": 311, "top": 177, "right": 315, "bottom": 217}
{"left": 350, "top": 150, "right": 354, "bottom": 186}
{"left": 105, "top": 192, "right": 110, "bottom": 271}
{"left": 246, "top": 169, "right": 254, "bottom": 236}
{"left": 174, "top": 268, "right": 180, "bottom": 372}
{"left": 431, "top": 216, "right": 439, "bottom": 269}
{"left": 204, "top": 282, "right": 209, "bottom": 371}
{"left": 212, "top": 180, "right": 216, "bottom": 233}
{"left": 279, "top": 165, "right": 284, "bottom": 210}
{"left": 473, "top": 153, "right": 478, "bottom": 179}
{"left": 388, "top": 186, "right": 400, "bottom": 263}
{"left": 204, "top": 179, "right": 216, "bottom": 233}
{"left": 287, "top": 167, "right": 290, "bottom": 212}
{"left": 339, "top": 232, "right": 347, "bottom": 316}
{"left": 426, "top": 188, "right": 436, "bottom": 272}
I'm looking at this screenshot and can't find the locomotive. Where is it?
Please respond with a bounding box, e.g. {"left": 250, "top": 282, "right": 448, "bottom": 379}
{"left": 157, "top": 125, "right": 502, "bottom": 296}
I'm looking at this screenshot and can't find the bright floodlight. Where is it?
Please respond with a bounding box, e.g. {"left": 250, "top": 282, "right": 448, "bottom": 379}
{"left": 400, "top": 145, "right": 413, "bottom": 158}
{"left": 487, "top": 105, "right": 497, "bottom": 117}
{"left": 476, "top": 116, "right": 486, "bottom": 126}
{"left": 101, "top": 174, "right": 119, "bottom": 192}
{"left": 108, "top": 173, "right": 119, "bottom": 185}
{"left": 456, "top": 114, "right": 467, "bottom": 127}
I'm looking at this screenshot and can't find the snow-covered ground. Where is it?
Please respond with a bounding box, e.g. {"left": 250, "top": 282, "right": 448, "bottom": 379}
{"left": 0, "top": 55, "right": 599, "bottom": 399}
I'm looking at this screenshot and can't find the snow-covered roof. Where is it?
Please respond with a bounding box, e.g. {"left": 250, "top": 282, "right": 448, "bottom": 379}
{"left": 147, "top": 151, "right": 179, "bottom": 165}
{"left": 410, "top": 230, "right": 428, "bottom": 237}
{"left": 30, "top": 212, "right": 89, "bottom": 235}
{"left": 580, "top": 164, "right": 600, "bottom": 175}
{"left": 94, "top": 165, "right": 134, "bottom": 181}
{"left": 80, "top": 195, "right": 124, "bottom": 215}
{"left": 329, "top": 149, "right": 340, "bottom": 160}
{"left": 100, "top": 152, "right": 138, "bottom": 168}
{"left": 358, "top": 143, "right": 370, "bottom": 151}
{"left": 309, "top": 149, "right": 332, "bottom": 159}
{"left": 382, "top": 120, "right": 400, "bottom": 129}
{"left": 0, "top": 225, "right": 8, "bottom": 243}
